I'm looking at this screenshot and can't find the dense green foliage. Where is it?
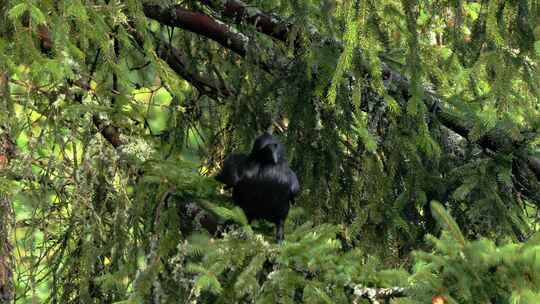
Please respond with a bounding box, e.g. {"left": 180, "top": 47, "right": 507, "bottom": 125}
{"left": 0, "top": 0, "right": 539, "bottom": 303}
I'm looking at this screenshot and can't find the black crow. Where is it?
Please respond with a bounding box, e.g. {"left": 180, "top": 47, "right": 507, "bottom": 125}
{"left": 216, "top": 133, "right": 299, "bottom": 242}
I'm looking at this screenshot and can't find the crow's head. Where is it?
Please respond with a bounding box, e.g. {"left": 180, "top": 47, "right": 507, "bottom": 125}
{"left": 250, "top": 133, "right": 285, "bottom": 165}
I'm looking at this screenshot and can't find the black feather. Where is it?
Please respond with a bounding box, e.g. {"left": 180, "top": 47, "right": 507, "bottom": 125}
{"left": 215, "top": 153, "right": 249, "bottom": 189}
{"left": 216, "top": 133, "right": 300, "bottom": 242}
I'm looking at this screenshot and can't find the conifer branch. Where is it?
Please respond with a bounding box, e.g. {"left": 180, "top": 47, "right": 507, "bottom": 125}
{"left": 31, "top": 24, "right": 230, "bottom": 147}
{"left": 193, "top": 0, "right": 540, "bottom": 197}
{"left": 142, "top": 4, "right": 276, "bottom": 73}
{"left": 197, "top": 0, "right": 293, "bottom": 43}
{"left": 31, "top": 4, "right": 540, "bottom": 200}
{"left": 143, "top": 4, "right": 249, "bottom": 57}
{"left": 153, "top": 36, "right": 234, "bottom": 99}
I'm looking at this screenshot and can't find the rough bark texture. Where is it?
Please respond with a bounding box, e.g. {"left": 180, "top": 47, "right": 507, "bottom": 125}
{"left": 143, "top": 4, "right": 248, "bottom": 57}
{"left": 142, "top": 4, "right": 276, "bottom": 73}
{"left": 198, "top": 0, "right": 292, "bottom": 42}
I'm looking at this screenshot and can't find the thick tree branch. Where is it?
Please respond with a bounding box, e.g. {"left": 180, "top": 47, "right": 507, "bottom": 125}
{"left": 527, "top": 156, "right": 540, "bottom": 180}
{"left": 143, "top": 4, "right": 248, "bottom": 57}
{"left": 382, "top": 58, "right": 540, "bottom": 199}
{"left": 142, "top": 4, "right": 276, "bottom": 73}
{"left": 197, "top": 0, "right": 292, "bottom": 43}
{"left": 144, "top": 4, "right": 249, "bottom": 53}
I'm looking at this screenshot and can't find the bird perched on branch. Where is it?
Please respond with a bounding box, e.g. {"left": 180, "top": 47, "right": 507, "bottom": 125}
{"left": 216, "top": 132, "right": 300, "bottom": 242}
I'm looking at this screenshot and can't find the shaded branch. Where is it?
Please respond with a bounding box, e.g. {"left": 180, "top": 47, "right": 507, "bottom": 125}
{"left": 91, "top": 116, "right": 124, "bottom": 148}
{"left": 154, "top": 36, "right": 234, "bottom": 99}
{"left": 32, "top": 25, "right": 231, "bottom": 148}
{"left": 127, "top": 27, "right": 234, "bottom": 99}
{"left": 198, "top": 0, "right": 292, "bottom": 43}
{"left": 527, "top": 156, "right": 540, "bottom": 181}
{"left": 143, "top": 4, "right": 248, "bottom": 57}
{"left": 142, "top": 4, "right": 276, "bottom": 73}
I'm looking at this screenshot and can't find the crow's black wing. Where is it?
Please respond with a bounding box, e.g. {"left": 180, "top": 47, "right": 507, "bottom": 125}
{"left": 215, "top": 153, "right": 249, "bottom": 188}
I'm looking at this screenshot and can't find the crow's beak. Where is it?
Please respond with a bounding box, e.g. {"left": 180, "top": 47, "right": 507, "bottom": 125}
{"left": 272, "top": 149, "right": 279, "bottom": 164}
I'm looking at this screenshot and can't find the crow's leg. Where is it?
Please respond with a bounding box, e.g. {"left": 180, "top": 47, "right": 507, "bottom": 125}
{"left": 276, "top": 219, "right": 284, "bottom": 243}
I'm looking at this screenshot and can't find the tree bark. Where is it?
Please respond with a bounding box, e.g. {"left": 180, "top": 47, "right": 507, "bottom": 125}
{"left": 143, "top": 4, "right": 249, "bottom": 57}
{"left": 142, "top": 4, "right": 277, "bottom": 73}
{"left": 197, "top": 0, "right": 292, "bottom": 43}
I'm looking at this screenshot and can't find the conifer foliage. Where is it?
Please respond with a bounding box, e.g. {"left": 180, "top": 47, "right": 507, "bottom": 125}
{"left": 0, "top": 0, "right": 539, "bottom": 303}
